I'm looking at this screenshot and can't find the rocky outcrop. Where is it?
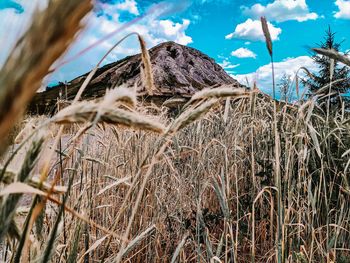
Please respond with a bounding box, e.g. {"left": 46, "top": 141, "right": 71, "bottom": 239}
{"left": 29, "top": 41, "right": 242, "bottom": 114}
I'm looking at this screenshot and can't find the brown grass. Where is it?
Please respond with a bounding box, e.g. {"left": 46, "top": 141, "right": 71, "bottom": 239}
{"left": 2, "top": 90, "right": 350, "bottom": 262}
{"left": 1, "top": 3, "right": 350, "bottom": 263}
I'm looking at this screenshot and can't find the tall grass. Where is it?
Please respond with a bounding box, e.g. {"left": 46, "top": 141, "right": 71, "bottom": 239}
{"left": 2, "top": 86, "right": 350, "bottom": 262}
{"left": 1, "top": 2, "right": 350, "bottom": 263}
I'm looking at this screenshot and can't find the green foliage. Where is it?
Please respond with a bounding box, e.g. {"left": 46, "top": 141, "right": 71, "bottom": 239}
{"left": 67, "top": 222, "right": 82, "bottom": 263}
{"left": 338, "top": 254, "right": 350, "bottom": 263}
{"left": 305, "top": 27, "right": 350, "bottom": 107}
{"left": 0, "top": 138, "right": 43, "bottom": 243}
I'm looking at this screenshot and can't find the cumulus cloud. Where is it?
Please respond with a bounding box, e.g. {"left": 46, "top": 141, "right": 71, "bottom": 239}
{"left": 50, "top": 4, "right": 193, "bottom": 82}
{"left": 334, "top": 0, "right": 350, "bottom": 19}
{"left": 242, "top": 0, "right": 319, "bottom": 22}
{"left": 116, "top": 0, "right": 139, "bottom": 15}
{"left": 157, "top": 19, "right": 192, "bottom": 45}
{"left": 225, "top": 19, "right": 281, "bottom": 41}
{"left": 0, "top": 0, "right": 193, "bottom": 83}
{"left": 231, "top": 47, "right": 256, "bottom": 58}
{"left": 232, "top": 56, "right": 318, "bottom": 97}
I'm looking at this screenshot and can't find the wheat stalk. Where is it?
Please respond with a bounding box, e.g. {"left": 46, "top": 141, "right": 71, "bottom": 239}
{"left": 261, "top": 16, "right": 276, "bottom": 100}
{"left": 0, "top": 136, "right": 44, "bottom": 242}
{"left": 167, "top": 98, "right": 219, "bottom": 134}
{"left": 0, "top": 0, "right": 92, "bottom": 150}
{"left": 187, "top": 86, "right": 248, "bottom": 105}
{"left": 138, "top": 35, "right": 155, "bottom": 95}
{"left": 313, "top": 48, "right": 350, "bottom": 67}
{"left": 260, "top": 17, "right": 273, "bottom": 57}
{"left": 0, "top": 169, "right": 66, "bottom": 194}
{"left": 52, "top": 101, "right": 165, "bottom": 133}
{"left": 115, "top": 225, "right": 156, "bottom": 261}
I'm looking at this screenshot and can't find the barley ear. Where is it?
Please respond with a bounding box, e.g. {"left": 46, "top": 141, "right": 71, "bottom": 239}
{"left": 260, "top": 16, "right": 273, "bottom": 56}
{"left": 313, "top": 48, "right": 350, "bottom": 67}
{"left": 138, "top": 35, "right": 155, "bottom": 95}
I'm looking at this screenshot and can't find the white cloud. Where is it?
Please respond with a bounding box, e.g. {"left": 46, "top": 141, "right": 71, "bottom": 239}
{"left": 0, "top": 1, "right": 193, "bottom": 83}
{"left": 225, "top": 19, "right": 282, "bottom": 41}
{"left": 0, "top": 0, "right": 47, "bottom": 66}
{"left": 244, "top": 41, "right": 251, "bottom": 45}
{"left": 242, "top": 0, "right": 319, "bottom": 22}
{"left": 116, "top": 0, "right": 139, "bottom": 15}
{"left": 233, "top": 56, "right": 318, "bottom": 97}
{"left": 47, "top": 3, "right": 193, "bottom": 83}
{"left": 334, "top": 0, "right": 350, "bottom": 19}
{"left": 231, "top": 47, "right": 256, "bottom": 58}
{"left": 157, "top": 19, "right": 192, "bottom": 45}
{"left": 219, "top": 59, "right": 240, "bottom": 70}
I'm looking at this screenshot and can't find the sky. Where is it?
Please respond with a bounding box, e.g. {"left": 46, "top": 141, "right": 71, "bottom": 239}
{"left": 0, "top": 0, "right": 350, "bottom": 97}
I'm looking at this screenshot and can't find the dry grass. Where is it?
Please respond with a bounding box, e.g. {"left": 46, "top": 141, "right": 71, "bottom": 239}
{"left": 1, "top": 90, "right": 350, "bottom": 262}
{"left": 1, "top": 3, "right": 350, "bottom": 263}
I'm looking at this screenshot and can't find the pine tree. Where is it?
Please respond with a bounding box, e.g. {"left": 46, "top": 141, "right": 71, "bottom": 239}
{"left": 305, "top": 26, "right": 350, "bottom": 108}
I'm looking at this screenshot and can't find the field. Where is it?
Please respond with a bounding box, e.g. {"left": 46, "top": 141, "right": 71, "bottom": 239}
{"left": 1, "top": 1, "right": 350, "bottom": 262}
{"left": 1, "top": 88, "right": 350, "bottom": 262}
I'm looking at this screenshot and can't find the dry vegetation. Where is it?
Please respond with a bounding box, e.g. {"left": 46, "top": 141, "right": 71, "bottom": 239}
{"left": 1, "top": 1, "right": 350, "bottom": 263}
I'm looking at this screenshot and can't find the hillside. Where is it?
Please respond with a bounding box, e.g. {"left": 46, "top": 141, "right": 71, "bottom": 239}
{"left": 29, "top": 41, "right": 242, "bottom": 114}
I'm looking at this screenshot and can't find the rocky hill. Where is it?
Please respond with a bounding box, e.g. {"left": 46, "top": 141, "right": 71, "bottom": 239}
{"left": 29, "top": 41, "right": 243, "bottom": 114}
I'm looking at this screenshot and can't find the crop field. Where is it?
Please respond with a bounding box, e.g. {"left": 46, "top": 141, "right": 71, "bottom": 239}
{"left": 1, "top": 0, "right": 350, "bottom": 262}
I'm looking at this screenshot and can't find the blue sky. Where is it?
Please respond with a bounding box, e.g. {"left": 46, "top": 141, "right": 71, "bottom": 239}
{"left": 0, "top": 0, "right": 350, "bottom": 96}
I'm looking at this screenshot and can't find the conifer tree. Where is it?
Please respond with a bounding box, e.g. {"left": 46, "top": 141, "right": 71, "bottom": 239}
{"left": 305, "top": 27, "right": 350, "bottom": 108}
